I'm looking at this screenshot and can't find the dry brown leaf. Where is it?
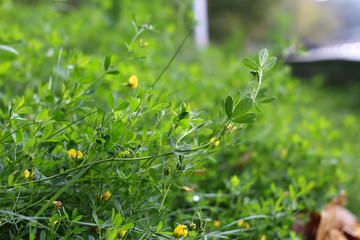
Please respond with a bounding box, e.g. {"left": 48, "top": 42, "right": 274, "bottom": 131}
{"left": 316, "top": 204, "right": 357, "bottom": 240}
{"left": 293, "top": 191, "right": 360, "bottom": 240}
{"left": 327, "top": 229, "right": 347, "bottom": 240}
{"left": 343, "top": 223, "right": 360, "bottom": 240}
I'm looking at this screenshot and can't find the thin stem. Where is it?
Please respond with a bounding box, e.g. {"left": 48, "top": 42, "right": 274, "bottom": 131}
{"left": 8, "top": 140, "right": 216, "bottom": 188}
{"left": 151, "top": 31, "right": 190, "bottom": 88}
{"left": 252, "top": 70, "right": 263, "bottom": 100}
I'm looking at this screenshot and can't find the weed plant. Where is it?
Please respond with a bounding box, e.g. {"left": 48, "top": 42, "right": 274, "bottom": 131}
{"left": 1, "top": 1, "right": 360, "bottom": 239}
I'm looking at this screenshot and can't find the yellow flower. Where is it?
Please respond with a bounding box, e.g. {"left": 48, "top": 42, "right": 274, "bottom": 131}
{"left": 210, "top": 137, "right": 220, "bottom": 147}
{"left": 128, "top": 75, "right": 138, "bottom": 88}
{"left": 237, "top": 220, "right": 243, "bottom": 227}
{"left": 22, "top": 169, "right": 34, "bottom": 180}
{"left": 259, "top": 235, "right": 266, "bottom": 240}
{"left": 23, "top": 169, "right": 30, "bottom": 178}
{"left": 52, "top": 201, "right": 62, "bottom": 209}
{"left": 77, "top": 150, "right": 83, "bottom": 159}
{"left": 99, "top": 190, "right": 111, "bottom": 201}
{"left": 213, "top": 220, "right": 220, "bottom": 227}
{"left": 244, "top": 223, "right": 250, "bottom": 228}
{"left": 119, "top": 230, "right": 126, "bottom": 238}
{"left": 173, "top": 224, "right": 188, "bottom": 238}
{"left": 68, "top": 149, "right": 76, "bottom": 158}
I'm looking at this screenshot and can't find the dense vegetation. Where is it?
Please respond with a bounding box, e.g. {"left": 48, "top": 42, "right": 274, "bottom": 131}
{"left": 1, "top": 1, "right": 360, "bottom": 239}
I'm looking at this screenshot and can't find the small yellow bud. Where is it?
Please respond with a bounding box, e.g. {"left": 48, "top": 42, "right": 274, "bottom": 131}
{"left": 189, "top": 222, "right": 196, "bottom": 231}
{"left": 210, "top": 137, "right": 220, "bottom": 147}
{"left": 174, "top": 224, "right": 188, "bottom": 238}
{"left": 128, "top": 75, "right": 138, "bottom": 88}
{"left": 68, "top": 149, "right": 76, "bottom": 158}
{"left": 99, "top": 190, "right": 111, "bottom": 201}
{"left": 237, "top": 220, "right": 243, "bottom": 227}
{"left": 213, "top": 220, "right": 220, "bottom": 227}
{"left": 77, "top": 150, "right": 83, "bottom": 159}
{"left": 119, "top": 230, "right": 126, "bottom": 238}
{"left": 259, "top": 235, "right": 266, "bottom": 240}
{"left": 52, "top": 201, "right": 62, "bottom": 209}
{"left": 244, "top": 223, "right": 250, "bottom": 228}
{"left": 49, "top": 218, "right": 58, "bottom": 225}
{"left": 139, "top": 38, "right": 148, "bottom": 48}
{"left": 94, "top": 227, "right": 100, "bottom": 234}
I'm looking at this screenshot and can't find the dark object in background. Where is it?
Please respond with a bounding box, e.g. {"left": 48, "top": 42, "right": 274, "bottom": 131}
{"left": 287, "top": 28, "right": 360, "bottom": 84}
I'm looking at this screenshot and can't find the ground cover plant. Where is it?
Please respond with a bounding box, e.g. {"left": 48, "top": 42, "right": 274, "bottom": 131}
{"left": 1, "top": 1, "right": 360, "bottom": 239}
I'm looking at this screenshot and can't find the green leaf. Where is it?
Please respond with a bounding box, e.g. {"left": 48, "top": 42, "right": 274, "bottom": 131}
{"left": 115, "top": 100, "right": 129, "bottom": 111}
{"left": 242, "top": 58, "right": 258, "bottom": 70}
{"left": 42, "top": 124, "right": 53, "bottom": 140}
{"left": 150, "top": 102, "right": 171, "bottom": 112}
{"left": 111, "top": 121, "right": 125, "bottom": 142}
{"left": 259, "top": 48, "right": 268, "bottom": 66}
{"left": 262, "top": 56, "right": 277, "bottom": 70}
{"left": 156, "top": 221, "right": 163, "bottom": 232}
{"left": 15, "top": 106, "right": 32, "bottom": 115}
{"left": 255, "top": 105, "right": 264, "bottom": 113}
{"left": 232, "top": 112, "right": 256, "bottom": 124}
{"left": 36, "top": 109, "right": 48, "bottom": 122}
{"left": 73, "top": 215, "right": 83, "bottom": 222}
{"left": 113, "top": 214, "right": 123, "bottom": 229}
{"left": 224, "top": 96, "right": 233, "bottom": 118}
{"left": 142, "top": 127, "right": 147, "bottom": 142}
{"left": 104, "top": 56, "right": 111, "bottom": 71}
{"left": 258, "top": 97, "right": 276, "bottom": 104}
{"left": 137, "top": 87, "right": 144, "bottom": 99}
{"left": 106, "top": 70, "right": 120, "bottom": 75}
{"left": 130, "top": 97, "right": 139, "bottom": 113}
{"left": 233, "top": 98, "right": 253, "bottom": 117}
{"left": 40, "top": 231, "right": 46, "bottom": 240}
{"left": 13, "top": 96, "right": 25, "bottom": 113}
{"left": 8, "top": 174, "right": 14, "bottom": 184}
{"left": 106, "top": 92, "right": 114, "bottom": 110}
{"left": 45, "top": 135, "right": 65, "bottom": 142}
{"left": 119, "top": 222, "right": 134, "bottom": 231}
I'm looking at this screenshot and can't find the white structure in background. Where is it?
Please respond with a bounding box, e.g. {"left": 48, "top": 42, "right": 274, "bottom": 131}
{"left": 193, "top": 0, "right": 209, "bottom": 49}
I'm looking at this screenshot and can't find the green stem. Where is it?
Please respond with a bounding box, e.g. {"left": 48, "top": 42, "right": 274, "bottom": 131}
{"left": 252, "top": 70, "right": 263, "bottom": 100}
